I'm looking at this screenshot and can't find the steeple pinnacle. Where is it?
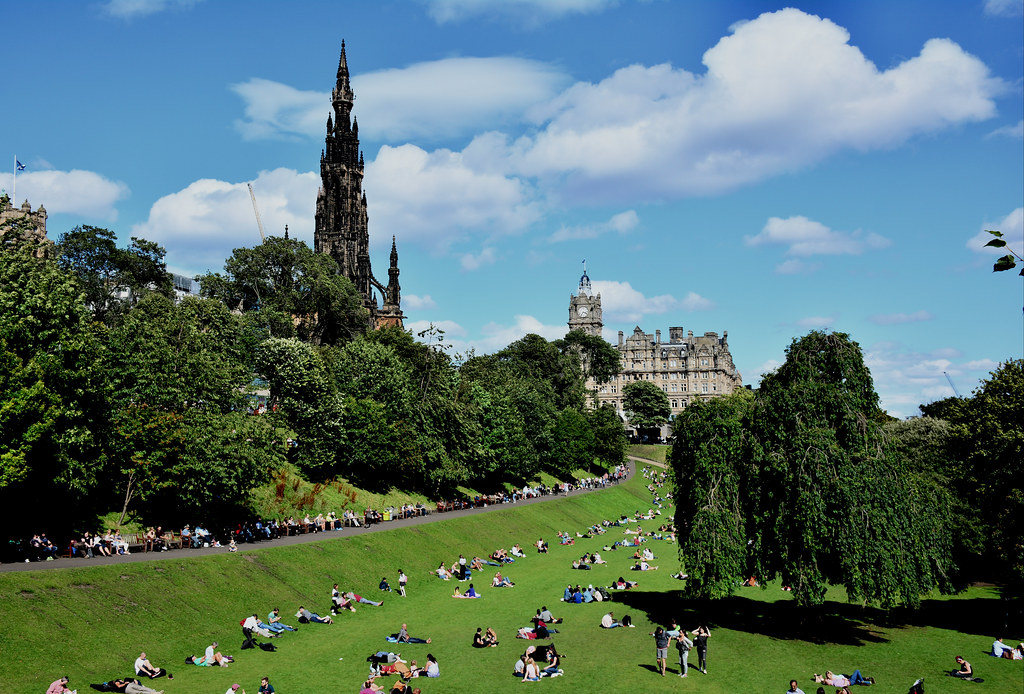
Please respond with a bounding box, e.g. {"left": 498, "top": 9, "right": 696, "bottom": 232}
{"left": 332, "top": 40, "right": 354, "bottom": 115}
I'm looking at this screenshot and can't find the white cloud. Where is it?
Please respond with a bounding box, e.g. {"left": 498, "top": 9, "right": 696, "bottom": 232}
{"left": 403, "top": 294, "right": 438, "bottom": 310}
{"left": 548, "top": 209, "right": 638, "bottom": 243}
{"left": 862, "top": 342, "right": 990, "bottom": 417}
{"left": 503, "top": 8, "right": 1003, "bottom": 202}
{"left": 231, "top": 57, "right": 568, "bottom": 143}
{"left": 459, "top": 247, "right": 497, "bottom": 271}
{"left": 964, "top": 358, "right": 999, "bottom": 372}
{"left": 868, "top": 310, "right": 934, "bottom": 326}
{"left": 131, "top": 168, "right": 319, "bottom": 274}
{"left": 746, "top": 216, "right": 891, "bottom": 256}
{"left": 589, "top": 280, "right": 711, "bottom": 323}
{"left": 0, "top": 169, "right": 129, "bottom": 222}
{"left": 474, "top": 314, "right": 568, "bottom": 352}
{"left": 794, "top": 316, "right": 836, "bottom": 328}
{"left": 984, "top": 0, "right": 1023, "bottom": 17}
{"left": 365, "top": 144, "right": 540, "bottom": 249}
{"left": 967, "top": 207, "right": 1024, "bottom": 254}
{"left": 103, "top": 0, "right": 202, "bottom": 18}
{"left": 986, "top": 120, "right": 1024, "bottom": 139}
{"left": 230, "top": 79, "right": 326, "bottom": 142}
{"left": 424, "top": 0, "right": 618, "bottom": 24}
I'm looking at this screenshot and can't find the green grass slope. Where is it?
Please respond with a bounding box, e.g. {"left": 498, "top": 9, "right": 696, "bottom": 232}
{"left": 0, "top": 472, "right": 1019, "bottom": 694}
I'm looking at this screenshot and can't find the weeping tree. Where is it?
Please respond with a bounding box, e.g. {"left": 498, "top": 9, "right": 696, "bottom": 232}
{"left": 672, "top": 331, "right": 956, "bottom": 608}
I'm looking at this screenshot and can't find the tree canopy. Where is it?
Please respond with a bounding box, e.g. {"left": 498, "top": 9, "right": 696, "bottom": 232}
{"left": 622, "top": 380, "right": 671, "bottom": 433}
{"left": 671, "top": 331, "right": 956, "bottom": 608}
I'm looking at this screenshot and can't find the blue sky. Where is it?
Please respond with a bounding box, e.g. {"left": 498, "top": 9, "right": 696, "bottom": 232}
{"left": 3, "top": 0, "right": 1022, "bottom": 418}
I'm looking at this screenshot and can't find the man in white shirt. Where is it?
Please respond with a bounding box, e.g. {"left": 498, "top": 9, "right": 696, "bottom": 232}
{"left": 133, "top": 652, "right": 169, "bottom": 679}
{"left": 600, "top": 612, "right": 621, "bottom": 628}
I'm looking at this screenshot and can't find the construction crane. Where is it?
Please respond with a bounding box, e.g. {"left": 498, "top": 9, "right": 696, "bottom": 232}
{"left": 247, "top": 183, "right": 266, "bottom": 242}
{"left": 943, "top": 371, "right": 962, "bottom": 398}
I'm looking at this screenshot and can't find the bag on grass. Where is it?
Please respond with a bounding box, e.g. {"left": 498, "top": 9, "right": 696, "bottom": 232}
{"left": 259, "top": 642, "right": 277, "bottom": 652}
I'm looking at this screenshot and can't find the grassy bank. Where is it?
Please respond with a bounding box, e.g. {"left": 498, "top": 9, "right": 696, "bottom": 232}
{"left": 628, "top": 444, "right": 670, "bottom": 465}
{"left": 0, "top": 472, "right": 1018, "bottom": 694}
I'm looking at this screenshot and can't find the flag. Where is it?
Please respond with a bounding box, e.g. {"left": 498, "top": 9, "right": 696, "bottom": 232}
{"left": 16, "top": 160, "right": 25, "bottom": 171}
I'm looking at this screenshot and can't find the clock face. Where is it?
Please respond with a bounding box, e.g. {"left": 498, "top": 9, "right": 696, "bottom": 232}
{"left": 576, "top": 305, "right": 589, "bottom": 317}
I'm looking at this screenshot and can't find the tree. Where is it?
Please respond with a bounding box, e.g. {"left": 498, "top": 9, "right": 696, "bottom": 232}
{"left": 199, "top": 236, "right": 368, "bottom": 345}
{"left": 550, "top": 407, "right": 596, "bottom": 476}
{"left": 983, "top": 229, "right": 1023, "bottom": 275}
{"left": 589, "top": 404, "right": 628, "bottom": 468}
{"left": 671, "top": 331, "right": 957, "bottom": 608}
{"left": 0, "top": 239, "right": 108, "bottom": 534}
{"left": 939, "top": 360, "right": 1024, "bottom": 588}
{"left": 56, "top": 225, "right": 172, "bottom": 325}
{"left": 556, "top": 329, "right": 621, "bottom": 384}
{"left": 622, "top": 380, "right": 671, "bottom": 434}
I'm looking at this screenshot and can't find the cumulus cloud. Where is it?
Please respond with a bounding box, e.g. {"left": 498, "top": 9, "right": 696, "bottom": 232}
{"left": 459, "top": 247, "right": 497, "bottom": 271}
{"left": 475, "top": 314, "right": 568, "bottom": 352}
{"left": 424, "top": 0, "right": 618, "bottom": 24}
{"left": 774, "top": 258, "right": 822, "bottom": 275}
{"left": 967, "top": 207, "right": 1023, "bottom": 254}
{"left": 365, "top": 144, "right": 540, "bottom": 248}
{"left": 230, "top": 79, "right": 326, "bottom": 141}
{"left": 548, "top": 209, "right": 638, "bottom": 243}
{"left": 231, "top": 57, "right": 568, "bottom": 143}
{"left": 503, "top": 8, "right": 1003, "bottom": 202}
{"left": 403, "top": 294, "right": 438, "bottom": 310}
{"left": 869, "top": 310, "right": 934, "bottom": 325}
{"left": 986, "top": 119, "right": 1024, "bottom": 139}
{"left": 746, "top": 216, "right": 891, "bottom": 256}
{"left": 984, "top": 0, "right": 1023, "bottom": 17}
{"left": 589, "top": 280, "right": 712, "bottom": 323}
{"left": 0, "top": 169, "right": 129, "bottom": 222}
{"left": 102, "top": 0, "right": 202, "bottom": 18}
{"left": 130, "top": 168, "right": 319, "bottom": 274}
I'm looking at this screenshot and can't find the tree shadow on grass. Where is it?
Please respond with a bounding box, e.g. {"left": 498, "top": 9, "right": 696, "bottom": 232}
{"left": 608, "top": 589, "right": 1018, "bottom": 646}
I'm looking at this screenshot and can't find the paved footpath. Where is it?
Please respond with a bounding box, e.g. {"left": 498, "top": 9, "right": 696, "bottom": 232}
{"left": 1, "top": 459, "right": 643, "bottom": 574}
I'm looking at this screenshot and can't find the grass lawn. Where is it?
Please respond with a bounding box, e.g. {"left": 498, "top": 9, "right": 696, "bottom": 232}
{"left": 627, "top": 444, "right": 670, "bottom": 466}
{"left": 0, "top": 471, "right": 1019, "bottom": 694}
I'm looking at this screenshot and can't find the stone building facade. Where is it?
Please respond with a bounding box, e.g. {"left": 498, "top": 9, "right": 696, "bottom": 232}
{"left": 566, "top": 270, "right": 743, "bottom": 437}
{"left": 0, "top": 195, "right": 50, "bottom": 256}
{"left": 313, "top": 41, "right": 403, "bottom": 329}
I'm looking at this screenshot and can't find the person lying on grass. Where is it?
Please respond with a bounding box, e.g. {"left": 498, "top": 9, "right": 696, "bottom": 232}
{"left": 296, "top": 606, "right": 333, "bottom": 624}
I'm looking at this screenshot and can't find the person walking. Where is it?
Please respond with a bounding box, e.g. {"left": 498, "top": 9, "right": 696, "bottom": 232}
{"left": 398, "top": 569, "right": 408, "bottom": 597}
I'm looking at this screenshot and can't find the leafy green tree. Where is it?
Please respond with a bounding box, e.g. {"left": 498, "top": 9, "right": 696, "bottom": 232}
{"left": 199, "top": 236, "right": 368, "bottom": 345}
{"left": 557, "top": 329, "right": 621, "bottom": 384}
{"left": 622, "top": 380, "right": 671, "bottom": 433}
{"left": 671, "top": 393, "right": 750, "bottom": 600}
{"left": 551, "top": 407, "right": 596, "bottom": 475}
{"left": 671, "top": 331, "right": 956, "bottom": 608}
{"left": 0, "top": 240, "right": 108, "bottom": 533}
{"left": 255, "top": 337, "right": 345, "bottom": 480}
{"left": 939, "top": 360, "right": 1024, "bottom": 587}
{"left": 56, "top": 225, "right": 172, "bottom": 325}
{"left": 588, "top": 404, "right": 628, "bottom": 468}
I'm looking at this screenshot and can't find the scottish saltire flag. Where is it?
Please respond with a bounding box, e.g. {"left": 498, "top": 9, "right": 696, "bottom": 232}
{"left": 16, "top": 160, "right": 25, "bottom": 171}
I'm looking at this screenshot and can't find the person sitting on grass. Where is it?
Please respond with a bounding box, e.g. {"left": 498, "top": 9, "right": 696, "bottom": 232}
{"left": 415, "top": 654, "right": 439, "bottom": 678}
{"left": 186, "top": 642, "right": 232, "bottom": 666}
{"left": 266, "top": 608, "right": 297, "bottom": 632}
{"left": 949, "top": 656, "right": 973, "bottom": 679}
{"left": 472, "top": 627, "right": 489, "bottom": 648}
{"left": 536, "top": 538, "right": 548, "bottom": 553}
{"left": 46, "top": 676, "right": 73, "bottom": 694}
{"left": 380, "top": 577, "right": 392, "bottom": 592}
{"left": 296, "top": 606, "right": 333, "bottom": 624}
{"left": 397, "top": 623, "right": 431, "bottom": 644}
{"left": 134, "top": 652, "right": 170, "bottom": 679}
{"left": 539, "top": 606, "right": 562, "bottom": 624}
{"left": 492, "top": 572, "right": 515, "bottom": 587}
{"left": 436, "top": 563, "right": 452, "bottom": 580}
{"left": 511, "top": 544, "right": 526, "bottom": 558}
{"left": 600, "top": 611, "right": 622, "bottom": 628}
{"left": 522, "top": 657, "right": 541, "bottom": 682}
{"left": 785, "top": 679, "right": 805, "bottom": 694}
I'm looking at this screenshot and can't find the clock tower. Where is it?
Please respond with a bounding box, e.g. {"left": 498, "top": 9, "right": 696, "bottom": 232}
{"left": 568, "top": 264, "right": 603, "bottom": 337}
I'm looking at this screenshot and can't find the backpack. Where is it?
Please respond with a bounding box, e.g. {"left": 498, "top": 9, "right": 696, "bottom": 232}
{"left": 259, "top": 642, "right": 277, "bottom": 652}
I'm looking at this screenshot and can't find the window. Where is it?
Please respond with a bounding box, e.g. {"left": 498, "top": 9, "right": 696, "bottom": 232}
{"left": 662, "top": 385, "right": 668, "bottom": 392}
{"left": 670, "top": 360, "right": 677, "bottom": 367}
{"left": 701, "top": 358, "right": 708, "bottom": 366}
{"left": 662, "top": 373, "right": 668, "bottom": 380}
{"left": 671, "top": 400, "right": 677, "bottom": 408}
{"left": 702, "top": 384, "right": 708, "bottom": 393}
{"left": 670, "top": 385, "right": 678, "bottom": 392}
